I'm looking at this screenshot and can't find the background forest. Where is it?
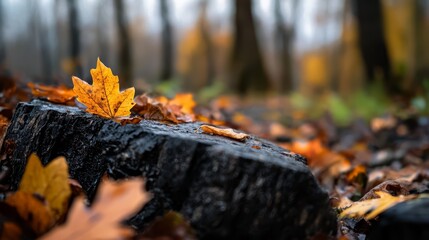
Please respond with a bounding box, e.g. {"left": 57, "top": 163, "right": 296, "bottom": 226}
{"left": 1, "top": 0, "right": 429, "bottom": 122}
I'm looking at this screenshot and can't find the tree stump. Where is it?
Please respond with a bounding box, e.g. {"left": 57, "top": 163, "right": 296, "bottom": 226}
{"left": 0, "top": 100, "right": 337, "bottom": 239}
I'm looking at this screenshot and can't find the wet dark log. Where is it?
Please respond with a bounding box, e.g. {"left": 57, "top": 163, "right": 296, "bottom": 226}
{"left": 369, "top": 198, "right": 429, "bottom": 240}
{"left": 1, "top": 100, "right": 337, "bottom": 239}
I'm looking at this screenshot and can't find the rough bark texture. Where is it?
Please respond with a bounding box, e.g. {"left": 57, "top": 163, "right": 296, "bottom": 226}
{"left": 1, "top": 100, "right": 337, "bottom": 239}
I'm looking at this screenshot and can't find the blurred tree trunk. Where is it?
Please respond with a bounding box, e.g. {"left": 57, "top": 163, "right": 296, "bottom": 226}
{"left": 52, "top": 0, "right": 61, "bottom": 80}
{"left": 32, "top": 1, "right": 53, "bottom": 83}
{"left": 97, "top": 0, "right": 109, "bottom": 64}
{"left": 0, "top": 0, "right": 5, "bottom": 69}
{"left": 114, "top": 0, "right": 132, "bottom": 87}
{"left": 273, "top": 0, "right": 297, "bottom": 92}
{"left": 338, "top": 0, "right": 364, "bottom": 97}
{"left": 159, "top": 0, "right": 173, "bottom": 81}
{"left": 66, "top": 0, "right": 82, "bottom": 77}
{"left": 231, "top": 0, "right": 270, "bottom": 95}
{"left": 199, "top": 0, "right": 215, "bottom": 86}
{"left": 415, "top": 0, "right": 429, "bottom": 83}
{"left": 353, "top": 0, "right": 392, "bottom": 89}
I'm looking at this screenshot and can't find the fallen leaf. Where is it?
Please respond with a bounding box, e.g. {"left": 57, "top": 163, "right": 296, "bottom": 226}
{"left": 42, "top": 178, "right": 149, "bottom": 240}
{"left": 133, "top": 94, "right": 178, "bottom": 123}
{"left": 72, "top": 58, "right": 135, "bottom": 118}
{"left": 169, "top": 93, "right": 196, "bottom": 115}
{"left": 339, "top": 191, "right": 416, "bottom": 220}
{"left": 19, "top": 153, "right": 71, "bottom": 222}
{"left": 285, "top": 139, "right": 351, "bottom": 180}
{"left": 200, "top": 125, "right": 249, "bottom": 141}
{"left": 168, "top": 93, "right": 196, "bottom": 122}
{"left": 139, "top": 211, "right": 196, "bottom": 240}
{"left": 346, "top": 165, "right": 367, "bottom": 184}
{"left": 27, "top": 83, "right": 76, "bottom": 105}
{"left": 5, "top": 191, "right": 54, "bottom": 235}
{"left": 0, "top": 115, "right": 9, "bottom": 146}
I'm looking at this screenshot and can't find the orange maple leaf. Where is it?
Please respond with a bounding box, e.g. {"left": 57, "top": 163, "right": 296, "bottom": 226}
{"left": 27, "top": 83, "right": 76, "bottom": 105}
{"left": 72, "top": 58, "right": 135, "bottom": 118}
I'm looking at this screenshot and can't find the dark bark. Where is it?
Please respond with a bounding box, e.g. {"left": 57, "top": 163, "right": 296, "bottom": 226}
{"left": 231, "top": 0, "right": 270, "bottom": 95}
{"left": 1, "top": 100, "right": 337, "bottom": 239}
{"left": 159, "top": 0, "right": 173, "bottom": 81}
{"left": 66, "top": 0, "right": 82, "bottom": 77}
{"left": 273, "top": 0, "right": 297, "bottom": 92}
{"left": 114, "top": 0, "right": 133, "bottom": 87}
{"left": 353, "top": 0, "right": 392, "bottom": 87}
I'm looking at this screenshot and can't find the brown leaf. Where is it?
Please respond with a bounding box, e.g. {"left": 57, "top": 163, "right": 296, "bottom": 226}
{"left": 5, "top": 191, "right": 54, "bottom": 235}
{"left": 133, "top": 94, "right": 178, "bottom": 123}
{"left": 133, "top": 93, "right": 197, "bottom": 123}
{"left": 27, "top": 83, "right": 76, "bottom": 105}
{"left": 19, "top": 153, "right": 71, "bottom": 222}
{"left": 42, "top": 178, "right": 149, "bottom": 240}
{"left": 200, "top": 125, "right": 249, "bottom": 141}
{"left": 72, "top": 58, "right": 135, "bottom": 118}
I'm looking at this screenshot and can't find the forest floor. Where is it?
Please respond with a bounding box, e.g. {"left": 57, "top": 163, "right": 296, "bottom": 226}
{"left": 1, "top": 74, "right": 429, "bottom": 239}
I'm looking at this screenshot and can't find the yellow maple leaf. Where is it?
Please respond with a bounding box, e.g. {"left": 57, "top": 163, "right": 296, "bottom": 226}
{"left": 339, "top": 191, "right": 416, "bottom": 220}
{"left": 72, "top": 58, "right": 135, "bottom": 118}
{"left": 19, "top": 153, "right": 71, "bottom": 222}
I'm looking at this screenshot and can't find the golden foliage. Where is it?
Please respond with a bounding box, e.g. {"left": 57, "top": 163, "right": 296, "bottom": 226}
{"left": 72, "top": 58, "right": 135, "bottom": 118}
{"left": 19, "top": 153, "right": 71, "bottom": 222}
{"left": 169, "top": 93, "right": 196, "bottom": 116}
